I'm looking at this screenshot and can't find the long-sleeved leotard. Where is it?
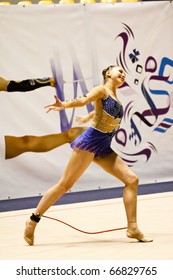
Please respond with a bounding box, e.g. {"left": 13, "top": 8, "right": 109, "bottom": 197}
{"left": 61, "top": 87, "right": 123, "bottom": 157}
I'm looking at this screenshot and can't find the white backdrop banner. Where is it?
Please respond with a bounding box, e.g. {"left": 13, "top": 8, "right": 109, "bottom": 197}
{"left": 0, "top": 2, "right": 173, "bottom": 200}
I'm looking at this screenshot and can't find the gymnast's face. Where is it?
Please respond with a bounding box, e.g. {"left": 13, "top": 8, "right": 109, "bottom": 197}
{"left": 109, "top": 66, "right": 126, "bottom": 87}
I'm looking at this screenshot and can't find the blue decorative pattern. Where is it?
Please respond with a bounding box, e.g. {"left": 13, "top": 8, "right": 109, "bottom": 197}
{"left": 102, "top": 95, "right": 123, "bottom": 119}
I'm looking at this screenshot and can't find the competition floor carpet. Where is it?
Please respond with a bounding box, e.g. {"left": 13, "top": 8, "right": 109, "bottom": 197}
{"left": 0, "top": 191, "right": 173, "bottom": 260}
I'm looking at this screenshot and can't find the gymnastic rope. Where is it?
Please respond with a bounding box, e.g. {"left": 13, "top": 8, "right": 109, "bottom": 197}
{"left": 42, "top": 214, "right": 127, "bottom": 235}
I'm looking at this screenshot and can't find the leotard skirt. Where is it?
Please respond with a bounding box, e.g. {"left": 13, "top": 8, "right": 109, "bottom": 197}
{"left": 71, "top": 127, "right": 116, "bottom": 157}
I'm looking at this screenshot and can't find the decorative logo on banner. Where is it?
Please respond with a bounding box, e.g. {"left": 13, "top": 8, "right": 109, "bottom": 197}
{"left": 113, "top": 23, "right": 173, "bottom": 165}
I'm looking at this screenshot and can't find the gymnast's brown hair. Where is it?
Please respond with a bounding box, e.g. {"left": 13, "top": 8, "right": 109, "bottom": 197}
{"left": 102, "top": 65, "right": 117, "bottom": 83}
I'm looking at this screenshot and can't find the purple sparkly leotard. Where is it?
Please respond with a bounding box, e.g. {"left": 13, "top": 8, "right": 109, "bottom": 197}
{"left": 71, "top": 95, "right": 123, "bottom": 157}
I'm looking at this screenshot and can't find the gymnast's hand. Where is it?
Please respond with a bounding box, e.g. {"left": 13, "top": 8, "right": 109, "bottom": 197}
{"left": 75, "top": 116, "right": 87, "bottom": 124}
{"left": 75, "top": 110, "right": 95, "bottom": 124}
{"left": 44, "top": 95, "right": 64, "bottom": 113}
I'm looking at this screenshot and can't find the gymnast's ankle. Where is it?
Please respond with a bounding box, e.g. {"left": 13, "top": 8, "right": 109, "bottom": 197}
{"left": 24, "top": 213, "right": 41, "bottom": 246}
{"left": 126, "top": 222, "right": 153, "bottom": 242}
{"left": 128, "top": 222, "right": 138, "bottom": 229}
{"left": 30, "top": 213, "right": 41, "bottom": 223}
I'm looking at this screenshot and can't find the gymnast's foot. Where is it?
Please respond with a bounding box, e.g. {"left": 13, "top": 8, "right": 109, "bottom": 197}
{"left": 24, "top": 213, "right": 41, "bottom": 245}
{"left": 24, "top": 219, "right": 37, "bottom": 245}
{"left": 126, "top": 223, "right": 153, "bottom": 242}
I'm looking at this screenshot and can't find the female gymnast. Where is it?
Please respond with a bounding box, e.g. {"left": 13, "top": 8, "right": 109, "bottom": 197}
{"left": 24, "top": 65, "right": 153, "bottom": 245}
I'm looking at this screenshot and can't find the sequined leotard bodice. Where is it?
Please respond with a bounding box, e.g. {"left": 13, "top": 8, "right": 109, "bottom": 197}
{"left": 91, "top": 95, "right": 123, "bottom": 133}
{"left": 67, "top": 92, "right": 124, "bottom": 157}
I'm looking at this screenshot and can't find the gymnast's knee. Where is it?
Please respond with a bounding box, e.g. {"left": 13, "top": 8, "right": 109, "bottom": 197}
{"left": 126, "top": 174, "right": 139, "bottom": 188}
{"left": 22, "top": 135, "right": 34, "bottom": 144}
{"left": 21, "top": 135, "right": 38, "bottom": 150}
{"left": 58, "top": 177, "right": 74, "bottom": 193}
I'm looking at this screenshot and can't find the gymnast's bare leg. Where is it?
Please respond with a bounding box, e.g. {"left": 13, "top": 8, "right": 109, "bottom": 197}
{"left": 24, "top": 148, "right": 95, "bottom": 245}
{"left": 24, "top": 149, "right": 152, "bottom": 245}
{"left": 5, "top": 127, "right": 87, "bottom": 159}
{"left": 93, "top": 153, "right": 152, "bottom": 242}
{"left": 0, "top": 76, "right": 55, "bottom": 92}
